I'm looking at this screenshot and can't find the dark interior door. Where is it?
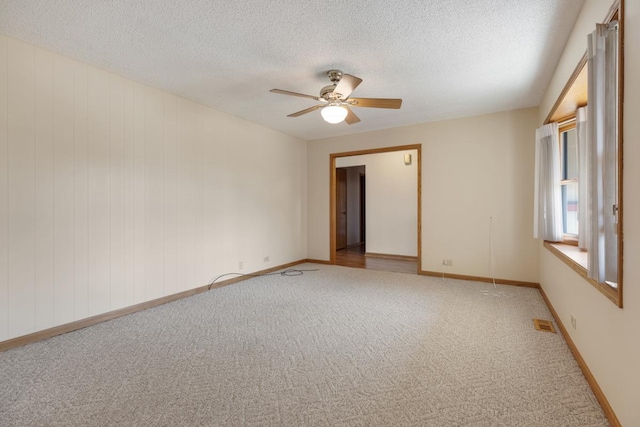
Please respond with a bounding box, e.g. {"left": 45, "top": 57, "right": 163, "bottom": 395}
{"left": 359, "top": 173, "right": 365, "bottom": 248}
{"left": 336, "top": 168, "right": 347, "bottom": 250}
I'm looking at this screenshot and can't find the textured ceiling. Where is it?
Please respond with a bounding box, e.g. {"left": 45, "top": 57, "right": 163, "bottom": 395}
{"left": 0, "top": 0, "right": 584, "bottom": 140}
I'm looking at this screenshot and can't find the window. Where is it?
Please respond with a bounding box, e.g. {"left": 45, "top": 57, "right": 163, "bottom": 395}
{"left": 541, "top": 0, "right": 623, "bottom": 307}
{"left": 559, "top": 122, "right": 578, "bottom": 242}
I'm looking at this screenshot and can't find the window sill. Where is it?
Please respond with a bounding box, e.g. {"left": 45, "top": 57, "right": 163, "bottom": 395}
{"left": 546, "top": 242, "right": 587, "bottom": 270}
{"left": 543, "top": 241, "right": 621, "bottom": 307}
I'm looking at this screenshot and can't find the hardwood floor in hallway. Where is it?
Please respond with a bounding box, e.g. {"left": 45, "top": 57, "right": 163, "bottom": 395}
{"left": 335, "top": 244, "right": 417, "bottom": 275}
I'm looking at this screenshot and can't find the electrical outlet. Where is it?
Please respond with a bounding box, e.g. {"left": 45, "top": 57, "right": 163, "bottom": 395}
{"left": 263, "top": 256, "right": 270, "bottom": 262}
{"left": 442, "top": 259, "right": 453, "bottom": 266}
{"left": 570, "top": 314, "right": 577, "bottom": 330}
{"left": 238, "top": 261, "right": 243, "bottom": 270}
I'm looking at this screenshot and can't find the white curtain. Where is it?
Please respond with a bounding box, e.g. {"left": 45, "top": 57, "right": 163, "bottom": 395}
{"left": 586, "top": 22, "right": 618, "bottom": 283}
{"left": 576, "top": 107, "right": 588, "bottom": 250}
{"left": 533, "top": 122, "right": 563, "bottom": 242}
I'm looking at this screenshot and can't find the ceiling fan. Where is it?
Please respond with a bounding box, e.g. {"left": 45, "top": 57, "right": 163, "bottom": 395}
{"left": 270, "top": 70, "right": 402, "bottom": 125}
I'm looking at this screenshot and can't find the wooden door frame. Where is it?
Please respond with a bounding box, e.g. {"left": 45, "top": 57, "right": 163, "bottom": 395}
{"left": 329, "top": 144, "right": 422, "bottom": 266}
{"left": 359, "top": 172, "right": 366, "bottom": 247}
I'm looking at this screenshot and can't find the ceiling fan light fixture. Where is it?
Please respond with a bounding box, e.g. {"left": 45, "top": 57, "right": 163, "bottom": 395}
{"left": 321, "top": 105, "right": 348, "bottom": 124}
{"left": 271, "top": 71, "right": 401, "bottom": 125}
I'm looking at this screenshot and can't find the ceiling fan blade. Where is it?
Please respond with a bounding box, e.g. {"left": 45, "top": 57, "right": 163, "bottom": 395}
{"left": 287, "top": 104, "right": 323, "bottom": 117}
{"left": 333, "top": 74, "right": 362, "bottom": 99}
{"left": 270, "top": 89, "right": 323, "bottom": 102}
{"left": 348, "top": 98, "right": 402, "bottom": 109}
{"left": 344, "top": 107, "right": 361, "bottom": 125}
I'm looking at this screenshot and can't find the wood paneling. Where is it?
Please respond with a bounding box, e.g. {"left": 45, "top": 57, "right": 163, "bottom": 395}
{"left": 176, "top": 98, "right": 196, "bottom": 294}
{"left": 7, "top": 38, "right": 36, "bottom": 337}
{"left": 0, "top": 34, "right": 307, "bottom": 342}
{"left": 87, "top": 67, "right": 111, "bottom": 316}
{"left": 163, "top": 94, "right": 178, "bottom": 296}
{"left": 73, "top": 62, "right": 89, "bottom": 320}
{"left": 34, "top": 48, "right": 55, "bottom": 330}
{"left": 145, "top": 87, "right": 165, "bottom": 301}
{"left": 132, "top": 81, "right": 146, "bottom": 305}
{"left": 53, "top": 54, "right": 76, "bottom": 325}
{"left": 123, "top": 79, "right": 136, "bottom": 307}
{"left": 109, "top": 74, "right": 126, "bottom": 310}
{"left": 0, "top": 259, "right": 310, "bottom": 352}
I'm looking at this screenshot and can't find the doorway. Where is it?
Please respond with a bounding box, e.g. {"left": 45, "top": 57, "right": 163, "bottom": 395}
{"left": 359, "top": 172, "right": 366, "bottom": 250}
{"left": 335, "top": 166, "right": 366, "bottom": 251}
{"left": 336, "top": 167, "right": 347, "bottom": 250}
{"left": 330, "top": 144, "right": 421, "bottom": 274}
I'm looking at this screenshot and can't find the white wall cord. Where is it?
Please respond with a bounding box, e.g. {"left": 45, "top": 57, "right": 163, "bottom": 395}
{"left": 489, "top": 216, "right": 496, "bottom": 289}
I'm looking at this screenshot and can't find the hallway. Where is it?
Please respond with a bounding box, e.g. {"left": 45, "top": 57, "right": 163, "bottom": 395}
{"left": 335, "top": 244, "right": 417, "bottom": 275}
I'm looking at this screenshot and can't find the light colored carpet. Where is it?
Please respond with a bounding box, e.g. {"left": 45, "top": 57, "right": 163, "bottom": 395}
{"left": 0, "top": 264, "right": 608, "bottom": 426}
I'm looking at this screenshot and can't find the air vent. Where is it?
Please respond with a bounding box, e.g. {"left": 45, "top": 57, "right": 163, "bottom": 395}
{"left": 533, "top": 319, "right": 556, "bottom": 333}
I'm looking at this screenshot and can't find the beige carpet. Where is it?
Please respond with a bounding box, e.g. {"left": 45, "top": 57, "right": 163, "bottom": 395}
{"left": 0, "top": 264, "right": 608, "bottom": 426}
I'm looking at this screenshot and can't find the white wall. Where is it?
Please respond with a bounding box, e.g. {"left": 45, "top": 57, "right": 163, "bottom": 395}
{"left": 308, "top": 108, "right": 540, "bottom": 283}
{"left": 537, "top": 1, "right": 640, "bottom": 425}
{"left": 337, "top": 151, "right": 417, "bottom": 257}
{"left": 0, "top": 34, "right": 307, "bottom": 342}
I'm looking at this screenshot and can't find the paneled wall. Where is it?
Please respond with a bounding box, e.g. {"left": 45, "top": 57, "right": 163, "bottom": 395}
{"left": 0, "top": 35, "right": 307, "bottom": 342}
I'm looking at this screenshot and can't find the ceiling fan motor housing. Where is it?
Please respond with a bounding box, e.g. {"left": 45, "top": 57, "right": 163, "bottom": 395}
{"left": 322, "top": 70, "right": 345, "bottom": 100}
{"left": 327, "top": 70, "right": 343, "bottom": 83}
{"left": 320, "top": 85, "right": 339, "bottom": 100}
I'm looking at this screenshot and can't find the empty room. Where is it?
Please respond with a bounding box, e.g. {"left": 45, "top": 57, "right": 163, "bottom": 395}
{"left": 1, "top": 0, "right": 638, "bottom": 426}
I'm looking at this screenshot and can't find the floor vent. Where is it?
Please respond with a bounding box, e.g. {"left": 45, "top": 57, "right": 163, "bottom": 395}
{"left": 533, "top": 319, "right": 556, "bottom": 333}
